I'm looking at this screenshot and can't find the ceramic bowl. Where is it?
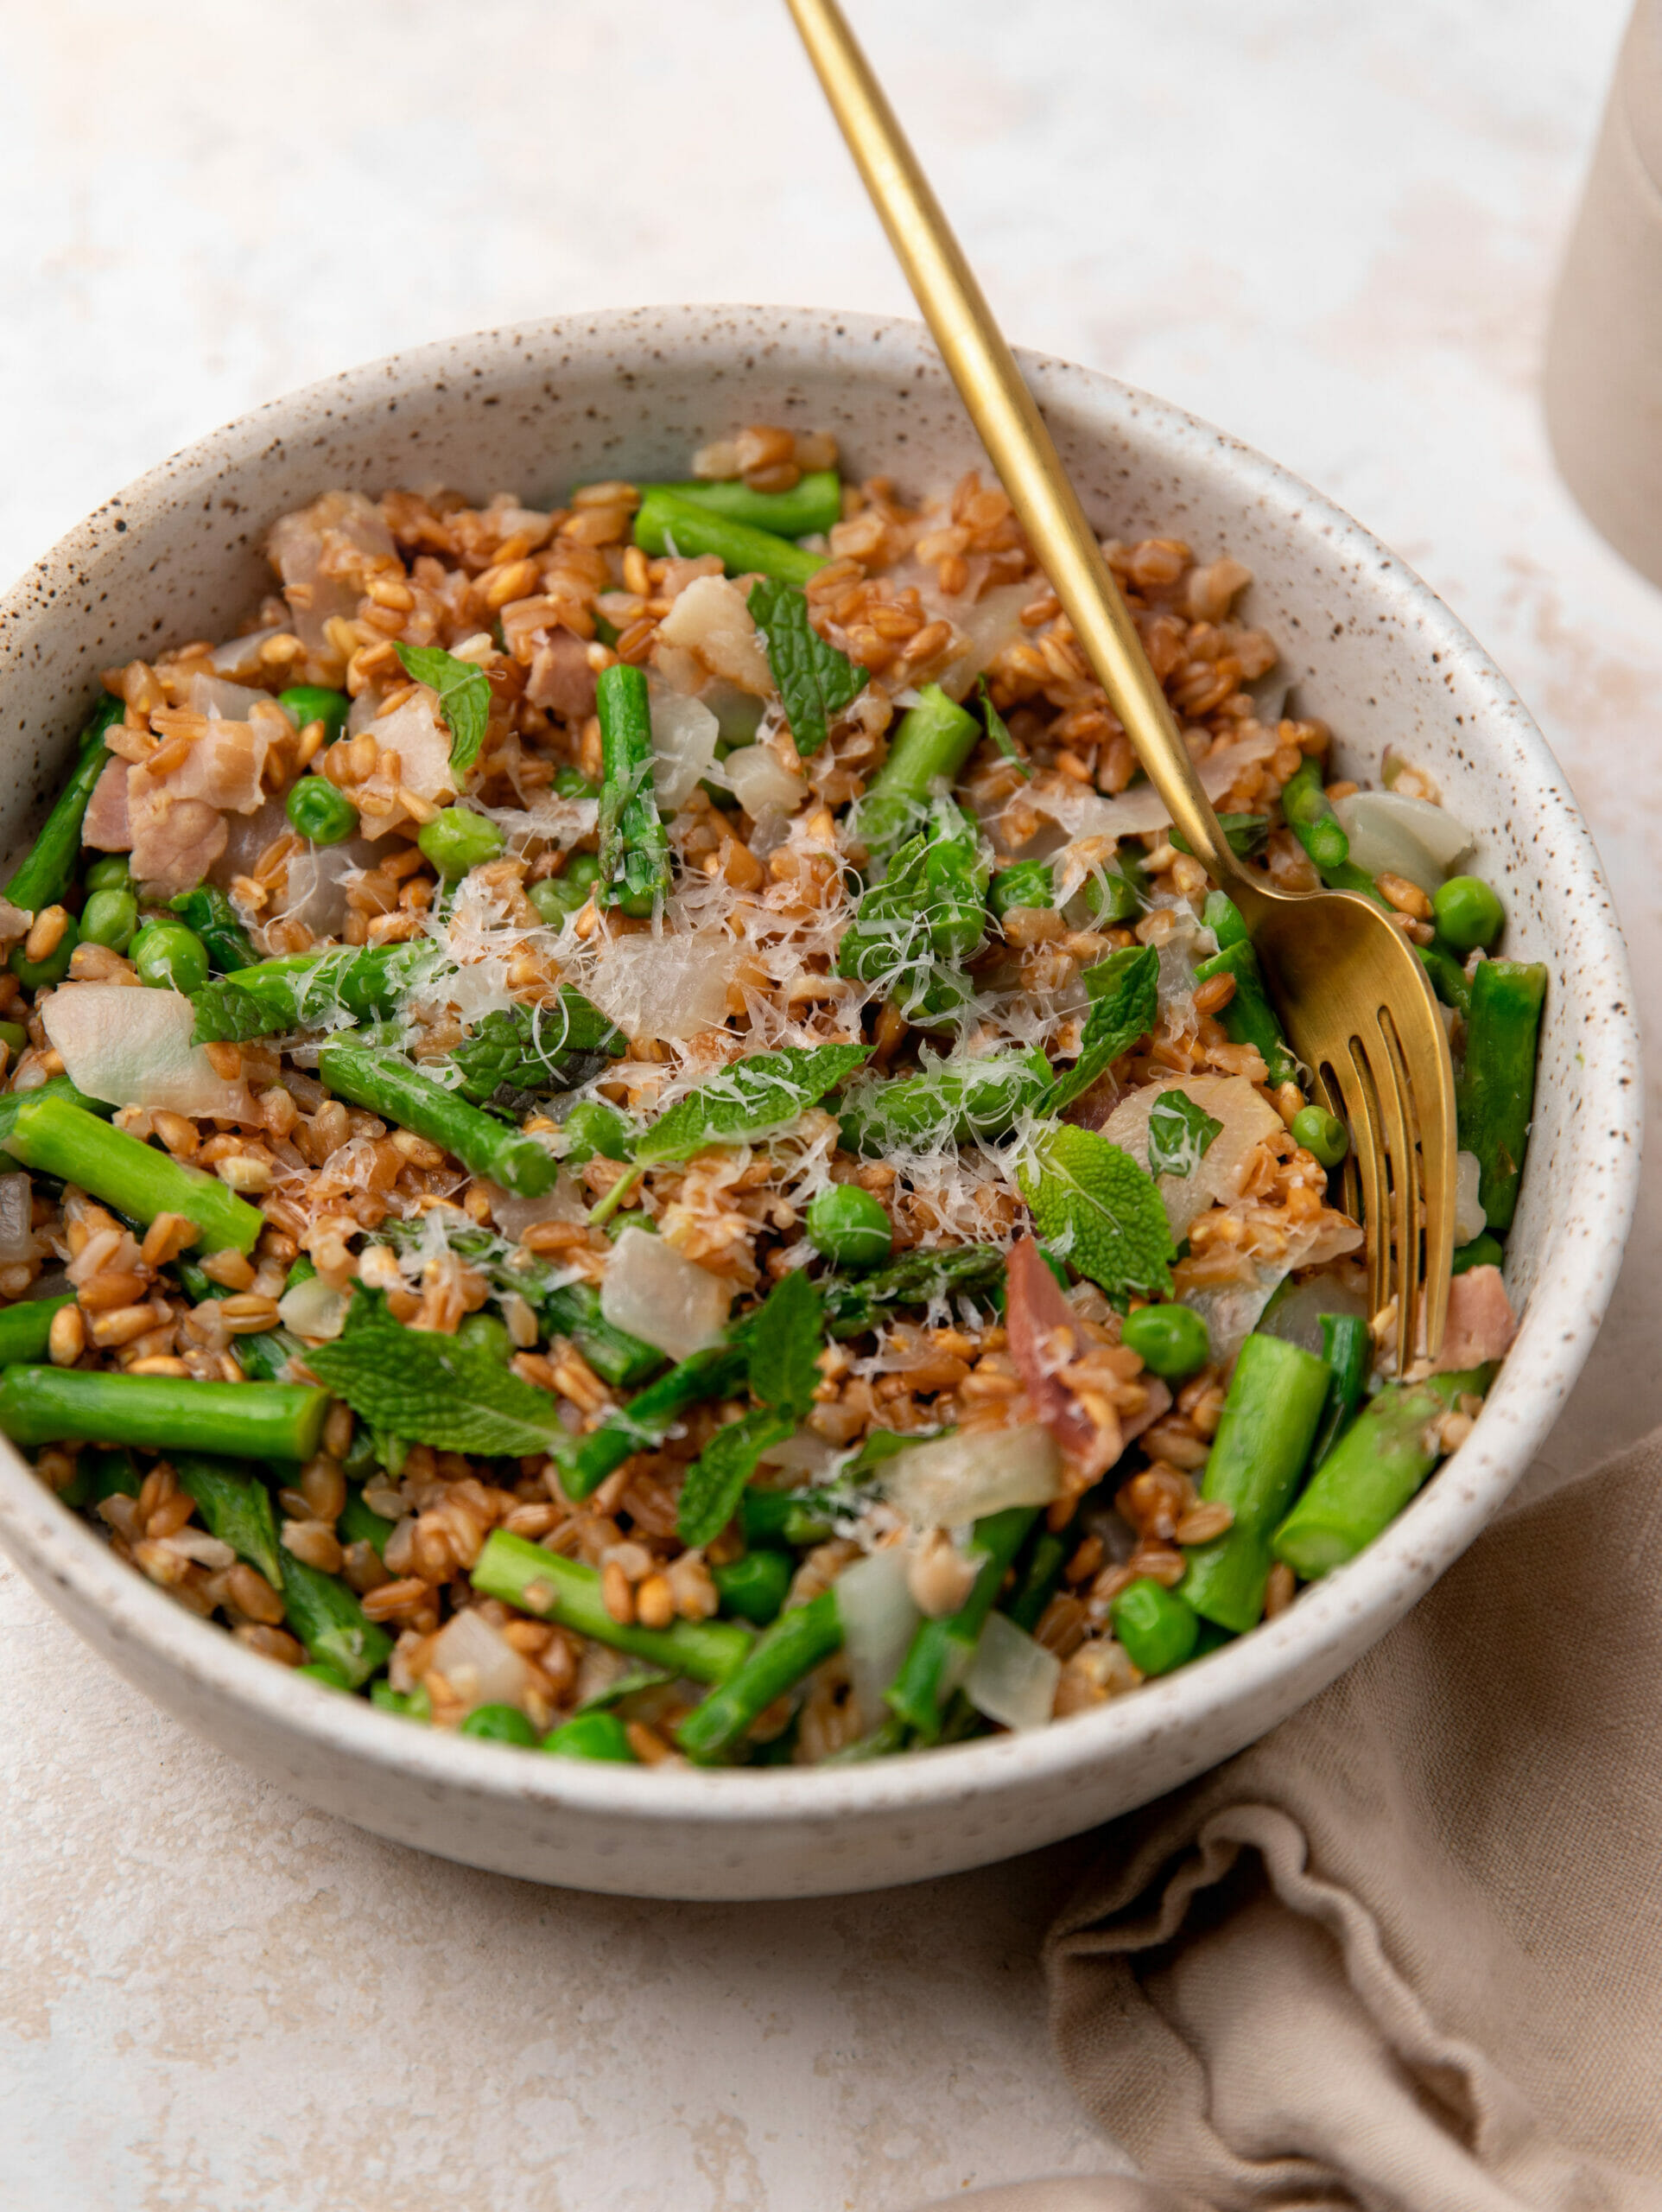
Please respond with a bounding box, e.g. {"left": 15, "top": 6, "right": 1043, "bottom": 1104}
{"left": 0, "top": 308, "right": 1640, "bottom": 1899}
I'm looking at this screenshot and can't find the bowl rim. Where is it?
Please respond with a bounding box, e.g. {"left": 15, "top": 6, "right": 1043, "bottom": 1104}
{"left": 0, "top": 302, "right": 1641, "bottom": 1828}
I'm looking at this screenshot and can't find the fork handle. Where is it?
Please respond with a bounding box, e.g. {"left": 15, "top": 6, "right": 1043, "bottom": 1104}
{"left": 788, "top": 0, "right": 1254, "bottom": 904}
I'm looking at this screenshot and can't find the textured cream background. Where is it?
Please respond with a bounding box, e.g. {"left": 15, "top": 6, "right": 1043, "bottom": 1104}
{"left": 0, "top": 2, "right": 1654, "bottom": 2206}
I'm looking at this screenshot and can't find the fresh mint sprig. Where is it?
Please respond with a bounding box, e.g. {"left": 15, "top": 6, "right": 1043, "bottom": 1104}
{"left": 638, "top": 1043, "right": 870, "bottom": 1166}
{"left": 1018, "top": 1122, "right": 1175, "bottom": 1302}
{"left": 746, "top": 579, "right": 866, "bottom": 758}
{"left": 303, "top": 1287, "right": 563, "bottom": 1455}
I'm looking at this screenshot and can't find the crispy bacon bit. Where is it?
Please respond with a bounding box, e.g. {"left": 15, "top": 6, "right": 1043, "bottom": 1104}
{"left": 1005, "top": 1236, "right": 1121, "bottom": 1481}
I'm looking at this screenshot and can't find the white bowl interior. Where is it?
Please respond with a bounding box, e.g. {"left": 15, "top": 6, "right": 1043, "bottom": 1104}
{"left": 0, "top": 308, "right": 1639, "bottom": 1897}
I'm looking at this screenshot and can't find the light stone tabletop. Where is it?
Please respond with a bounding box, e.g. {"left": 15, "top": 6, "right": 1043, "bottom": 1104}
{"left": 1, "top": 3, "right": 1653, "bottom": 2206}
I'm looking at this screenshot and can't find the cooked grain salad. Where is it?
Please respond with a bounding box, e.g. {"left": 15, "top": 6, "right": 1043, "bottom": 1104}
{"left": 0, "top": 431, "right": 1542, "bottom": 1763}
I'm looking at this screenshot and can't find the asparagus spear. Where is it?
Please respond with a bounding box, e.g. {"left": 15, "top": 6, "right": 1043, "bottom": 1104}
{"left": 885, "top": 1506, "right": 1037, "bottom": 1742}
{"left": 317, "top": 1041, "right": 558, "bottom": 1198}
{"left": 676, "top": 1588, "right": 841, "bottom": 1763}
{"left": 1110, "top": 1578, "right": 1200, "bottom": 1675}
{"left": 0, "top": 1368, "right": 328, "bottom": 1458}
{"left": 173, "top": 1453, "right": 283, "bottom": 1585}
{"left": 1418, "top": 942, "right": 1472, "bottom": 1018}
{"left": 0, "top": 1093, "right": 263, "bottom": 1254}
{"left": 1179, "top": 1332, "right": 1331, "bottom": 1633}
{"left": 4, "top": 695, "right": 124, "bottom": 914}
{"left": 551, "top": 1341, "right": 748, "bottom": 1501}
{"left": 1190, "top": 938, "right": 1300, "bottom": 1090}
{"left": 191, "top": 940, "right": 443, "bottom": 1044}
{"left": 0, "top": 1293, "right": 76, "bottom": 1366}
{"left": 1272, "top": 1365, "right": 1494, "bottom": 1580}
{"left": 636, "top": 470, "right": 841, "bottom": 539}
{"left": 277, "top": 1551, "right": 393, "bottom": 1687}
{"left": 594, "top": 662, "right": 673, "bottom": 918}
{"left": 631, "top": 488, "right": 826, "bottom": 584}
{"left": 837, "top": 1046, "right": 1050, "bottom": 1156}
{"left": 1310, "top": 1312, "right": 1371, "bottom": 1470}
{"left": 471, "top": 1529, "right": 752, "bottom": 1681}
{"left": 1456, "top": 958, "right": 1546, "bottom": 1233}
{"left": 855, "top": 684, "right": 984, "bottom": 855}
{"left": 1005, "top": 1523, "right": 1069, "bottom": 1633}
{"left": 822, "top": 1243, "right": 1007, "bottom": 1337}
{"left": 834, "top": 809, "right": 991, "bottom": 1025}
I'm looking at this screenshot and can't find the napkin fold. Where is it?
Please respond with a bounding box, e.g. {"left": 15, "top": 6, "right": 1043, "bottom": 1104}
{"left": 921, "top": 1433, "right": 1662, "bottom": 2212}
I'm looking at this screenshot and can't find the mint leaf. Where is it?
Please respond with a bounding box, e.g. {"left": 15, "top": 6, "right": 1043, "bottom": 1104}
{"left": 638, "top": 1042, "right": 870, "bottom": 1165}
{"left": 1044, "top": 944, "right": 1158, "bottom": 1115}
{"left": 1147, "top": 1088, "right": 1222, "bottom": 1179}
{"left": 304, "top": 1289, "right": 563, "bottom": 1455}
{"left": 746, "top": 1268, "right": 824, "bottom": 1418}
{"left": 746, "top": 579, "right": 866, "bottom": 757}
{"left": 834, "top": 809, "right": 990, "bottom": 1026}
{"left": 1018, "top": 1123, "right": 1175, "bottom": 1301}
{"left": 975, "top": 676, "right": 1031, "bottom": 779}
{"left": 676, "top": 1405, "right": 796, "bottom": 1548}
{"left": 394, "top": 641, "right": 492, "bottom": 779}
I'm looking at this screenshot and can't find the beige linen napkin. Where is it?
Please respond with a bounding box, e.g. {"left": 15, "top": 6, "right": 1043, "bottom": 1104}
{"left": 919, "top": 1433, "right": 1662, "bottom": 2212}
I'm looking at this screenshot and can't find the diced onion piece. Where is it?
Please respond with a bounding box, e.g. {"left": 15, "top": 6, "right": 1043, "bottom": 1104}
{"left": 649, "top": 687, "right": 720, "bottom": 811}
{"left": 1257, "top": 1268, "right": 1370, "bottom": 1357}
{"left": 834, "top": 1548, "right": 921, "bottom": 1731}
{"left": 1102, "top": 1074, "right": 1283, "bottom": 1240}
{"left": 657, "top": 575, "right": 773, "bottom": 695}
{"left": 1013, "top": 728, "right": 1280, "bottom": 844}
{"left": 276, "top": 1274, "right": 347, "bottom": 1341}
{"left": 937, "top": 582, "right": 1031, "bottom": 699}
{"left": 723, "top": 743, "right": 808, "bottom": 819}
{"left": 965, "top": 1609, "right": 1062, "bottom": 1732}
{"left": 1454, "top": 1148, "right": 1487, "bottom": 1246}
{"left": 365, "top": 691, "right": 455, "bottom": 806}
{"left": 881, "top": 1422, "right": 1063, "bottom": 1529}
{"left": 1333, "top": 791, "right": 1473, "bottom": 896}
{"left": 756, "top": 1428, "right": 847, "bottom": 1480}
{"left": 0, "top": 1172, "right": 36, "bottom": 1265}
{"left": 41, "top": 983, "right": 253, "bottom": 1121}
{"left": 489, "top": 1173, "right": 588, "bottom": 1243}
{"left": 425, "top": 1607, "right": 530, "bottom": 1716}
{"left": 599, "top": 1226, "right": 731, "bottom": 1361}
{"left": 585, "top": 931, "right": 739, "bottom": 1042}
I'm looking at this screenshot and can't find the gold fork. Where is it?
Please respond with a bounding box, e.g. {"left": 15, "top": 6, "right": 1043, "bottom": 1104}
{"left": 787, "top": 0, "right": 1456, "bottom": 1366}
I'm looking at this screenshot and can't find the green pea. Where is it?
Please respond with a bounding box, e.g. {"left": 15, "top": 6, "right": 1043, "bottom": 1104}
{"left": 295, "top": 1660, "right": 353, "bottom": 1691}
{"left": 80, "top": 887, "right": 138, "bottom": 953}
{"left": 542, "top": 1709, "right": 638, "bottom": 1761}
{"left": 459, "top": 1702, "right": 538, "bottom": 1745}
{"left": 806, "top": 1183, "right": 893, "bottom": 1271}
{"left": 370, "top": 1679, "right": 432, "bottom": 1722}
{"left": 561, "top": 1099, "right": 634, "bottom": 1166}
{"left": 457, "top": 1311, "right": 513, "bottom": 1364}
{"left": 530, "top": 854, "right": 601, "bottom": 924}
{"left": 711, "top": 1548, "right": 794, "bottom": 1626}
{"left": 1290, "top": 1104, "right": 1349, "bottom": 1169}
{"left": 278, "top": 684, "right": 352, "bottom": 742}
{"left": 418, "top": 805, "right": 505, "bottom": 881}
{"left": 130, "top": 919, "right": 209, "bottom": 995}
{"left": 1120, "top": 1301, "right": 1209, "bottom": 1380}
{"left": 989, "top": 860, "right": 1054, "bottom": 918}
{"left": 84, "top": 854, "right": 131, "bottom": 893}
{"left": 554, "top": 766, "right": 600, "bottom": 798}
{"left": 0, "top": 1020, "right": 27, "bottom": 1057}
{"left": 10, "top": 915, "right": 79, "bottom": 990}
{"left": 286, "top": 776, "right": 359, "bottom": 847}
{"left": 1111, "top": 1577, "right": 1200, "bottom": 1676}
{"left": 1451, "top": 1231, "right": 1505, "bottom": 1275}
{"left": 1431, "top": 874, "right": 1503, "bottom": 955}
{"left": 1078, "top": 866, "right": 1143, "bottom": 925}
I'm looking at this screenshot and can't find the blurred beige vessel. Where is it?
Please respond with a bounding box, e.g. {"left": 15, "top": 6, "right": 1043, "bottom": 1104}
{"left": 1545, "top": 0, "right": 1662, "bottom": 585}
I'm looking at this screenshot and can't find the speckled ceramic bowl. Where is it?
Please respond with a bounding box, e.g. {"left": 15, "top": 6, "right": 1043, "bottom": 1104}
{"left": 0, "top": 308, "right": 1640, "bottom": 1898}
